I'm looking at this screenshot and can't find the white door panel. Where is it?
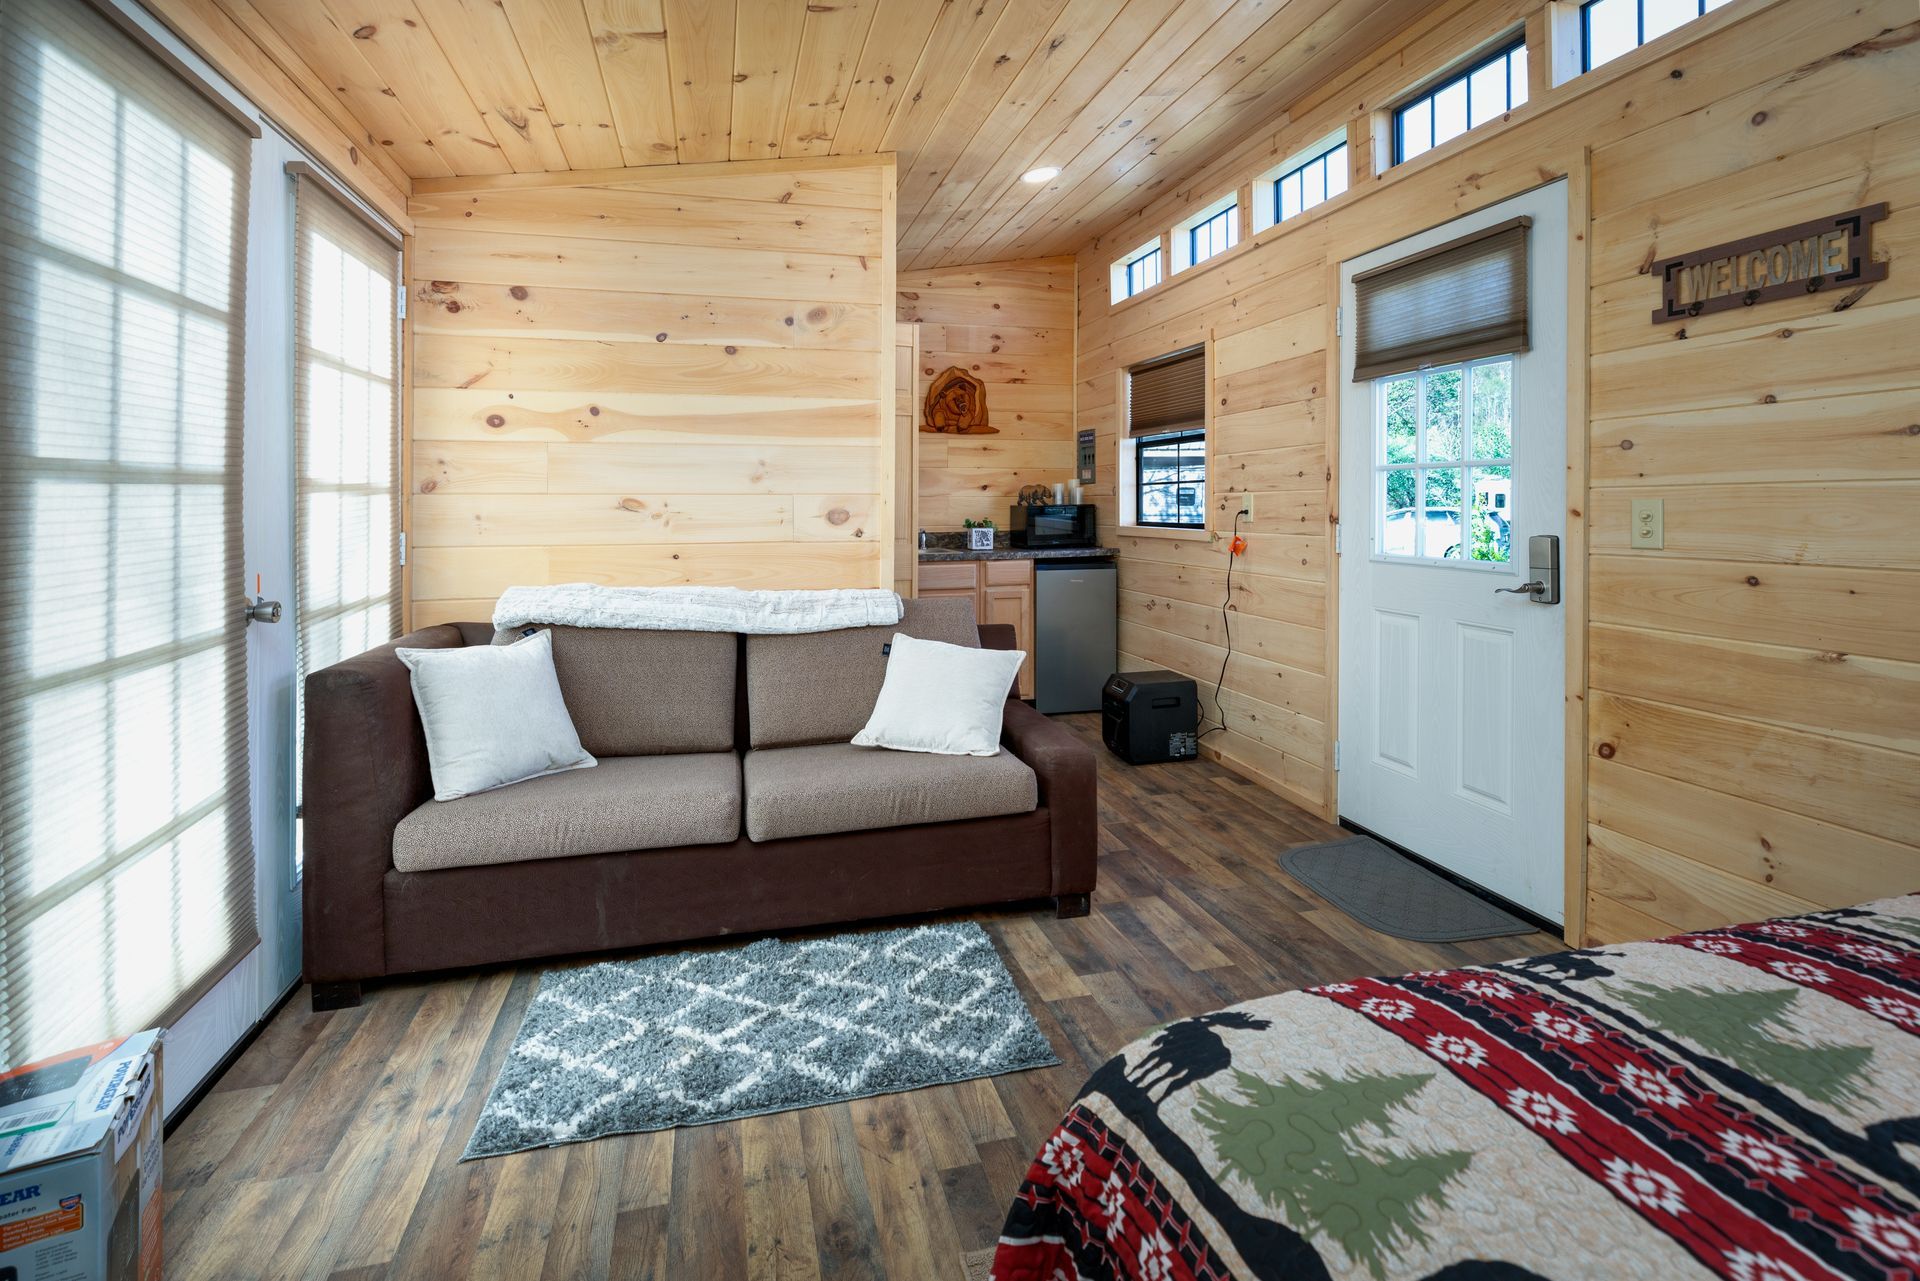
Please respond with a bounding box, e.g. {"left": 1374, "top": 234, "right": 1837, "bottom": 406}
{"left": 1338, "top": 184, "right": 1568, "bottom": 924}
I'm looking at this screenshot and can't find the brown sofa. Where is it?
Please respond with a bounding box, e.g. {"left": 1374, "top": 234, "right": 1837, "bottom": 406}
{"left": 301, "top": 598, "right": 1097, "bottom": 1009}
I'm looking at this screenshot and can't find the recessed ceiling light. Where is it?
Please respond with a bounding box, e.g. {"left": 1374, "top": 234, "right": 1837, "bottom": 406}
{"left": 1022, "top": 166, "right": 1061, "bottom": 184}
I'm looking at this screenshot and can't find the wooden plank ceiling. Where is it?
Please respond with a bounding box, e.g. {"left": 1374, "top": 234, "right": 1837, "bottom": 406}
{"left": 203, "top": 0, "right": 1426, "bottom": 267}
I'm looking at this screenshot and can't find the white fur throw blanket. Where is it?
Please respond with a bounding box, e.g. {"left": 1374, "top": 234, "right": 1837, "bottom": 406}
{"left": 491, "top": 583, "right": 904, "bottom": 635}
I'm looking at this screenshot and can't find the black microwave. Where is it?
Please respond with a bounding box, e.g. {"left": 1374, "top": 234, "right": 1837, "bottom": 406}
{"left": 1010, "top": 503, "right": 1097, "bottom": 548}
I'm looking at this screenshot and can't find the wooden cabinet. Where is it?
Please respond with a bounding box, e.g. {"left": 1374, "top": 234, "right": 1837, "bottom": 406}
{"left": 915, "top": 558, "right": 1035, "bottom": 699}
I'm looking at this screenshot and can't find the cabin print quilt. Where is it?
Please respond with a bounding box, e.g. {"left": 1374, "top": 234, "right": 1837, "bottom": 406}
{"left": 993, "top": 895, "right": 1920, "bottom": 1281}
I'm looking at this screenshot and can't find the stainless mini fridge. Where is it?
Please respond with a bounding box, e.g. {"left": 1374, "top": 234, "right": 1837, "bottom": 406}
{"left": 1033, "top": 558, "right": 1118, "bottom": 714}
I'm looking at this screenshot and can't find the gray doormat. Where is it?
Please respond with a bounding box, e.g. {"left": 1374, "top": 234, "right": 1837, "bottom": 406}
{"left": 1279, "top": 835, "right": 1535, "bottom": 942}
{"left": 463, "top": 921, "right": 1058, "bottom": 1160}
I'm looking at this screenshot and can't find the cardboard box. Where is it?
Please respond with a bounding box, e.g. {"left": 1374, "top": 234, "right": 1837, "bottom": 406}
{"left": 0, "top": 1030, "right": 163, "bottom": 1281}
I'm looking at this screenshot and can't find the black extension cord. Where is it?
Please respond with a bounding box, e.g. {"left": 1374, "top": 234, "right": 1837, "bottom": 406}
{"left": 1199, "top": 507, "right": 1247, "bottom": 738}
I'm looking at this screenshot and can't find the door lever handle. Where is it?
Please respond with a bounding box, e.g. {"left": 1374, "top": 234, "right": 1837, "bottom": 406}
{"left": 1494, "top": 581, "right": 1546, "bottom": 597}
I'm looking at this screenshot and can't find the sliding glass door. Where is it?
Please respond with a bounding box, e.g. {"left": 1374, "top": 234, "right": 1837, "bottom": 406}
{"left": 0, "top": 0, "right": 257, "bottom": 1070}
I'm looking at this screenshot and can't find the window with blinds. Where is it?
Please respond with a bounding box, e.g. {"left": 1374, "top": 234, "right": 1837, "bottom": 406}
{"left": 1127, "top": 346, "right": 1208, "bottom": 529}
{"left": 292, "top": 169, "right": 402, "bottom": 843}
{"left": 0, "top": 0, "right": 254, "bottom": 1065}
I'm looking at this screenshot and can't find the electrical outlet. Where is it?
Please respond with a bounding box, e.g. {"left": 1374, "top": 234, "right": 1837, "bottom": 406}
{"left": 1234, "top": 495, "right": 1253, "bottom": 522}
{"left": 1630, "top": 497, "right": 1664, "bottom": 550}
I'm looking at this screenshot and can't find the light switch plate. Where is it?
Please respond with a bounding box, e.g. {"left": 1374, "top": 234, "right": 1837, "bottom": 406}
{"left": 1630, "top": 497, "right": 1664, "bottom": 550}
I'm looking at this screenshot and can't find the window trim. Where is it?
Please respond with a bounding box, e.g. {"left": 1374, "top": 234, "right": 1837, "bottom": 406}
{"left": 1132, "top": 428, "right": 1209, "bottom": 530}
{"left": 1108, "top": 236, "right": 1164, "bottom": 303}
{"left": 1391, "top": 36, "right": 1529, "bottom": 166}
{"left": 1170, "top": 192, "right": 1238, "bottom": 273}
{"left": 1254, "top": 130, "right": 1349, "bottom": 234}
{"left": 1580, "top": 0, "right": 1728, "bottom": 71}
{"left": 1187, "top": 206, "right": 1236, "bottom": 269}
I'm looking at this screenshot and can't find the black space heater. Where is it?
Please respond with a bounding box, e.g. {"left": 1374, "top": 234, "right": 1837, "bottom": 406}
{"left": 1101, "top": 670, "right": 1199, "bottom": 764}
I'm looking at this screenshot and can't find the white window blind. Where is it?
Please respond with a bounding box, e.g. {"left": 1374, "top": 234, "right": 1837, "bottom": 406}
{"left": 0, "top": 0, "right": 255, "bottom": 1064}
{"left": 292, "top": 170, "right": 402, "bottom": 824}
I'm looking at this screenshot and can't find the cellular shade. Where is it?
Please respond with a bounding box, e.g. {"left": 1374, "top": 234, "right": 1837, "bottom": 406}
{"left": 292, "top": 170, "right": 403, "bottom": 817}
{"left": 1353, "top": 217, "right": 1531, "bottom": 381}
{"left": 1127, "top": 346, "right": 1206, "bottom": 437}
{"left": 0, "top": 0, "right": 255, "bottom": 1064}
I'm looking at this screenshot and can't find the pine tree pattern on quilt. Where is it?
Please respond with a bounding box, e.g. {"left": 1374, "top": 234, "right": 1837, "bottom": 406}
{"left": 992, "top": 895, "right": 1920, "bottom": 1281}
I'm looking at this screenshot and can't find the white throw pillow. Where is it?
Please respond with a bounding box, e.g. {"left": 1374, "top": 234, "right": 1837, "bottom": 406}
{"left": 852, "top": 633, "right": 1025, "bottom": 756}
{"left": 396, "top": 630, "right": 595, "bottom": 801}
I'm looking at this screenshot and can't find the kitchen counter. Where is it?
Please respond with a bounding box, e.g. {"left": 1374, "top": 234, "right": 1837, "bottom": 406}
{"left": 917, "top": 546, "right": 1119, "bottom": 563}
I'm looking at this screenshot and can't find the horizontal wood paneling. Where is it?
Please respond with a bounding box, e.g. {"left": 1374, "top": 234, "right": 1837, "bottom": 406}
{"left": 899, "top": 259, "right": 1077, "bottom": 531}
{"left": 1071, "top": 0, "right": 1920, "bottom": 938}
{"left": 408, "top": 159, "right": 895, "bottom": 615}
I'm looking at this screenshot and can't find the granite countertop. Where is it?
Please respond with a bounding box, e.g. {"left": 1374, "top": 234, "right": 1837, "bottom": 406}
{"left": 917, "top": 545, "right": 1118, "bottom": 562}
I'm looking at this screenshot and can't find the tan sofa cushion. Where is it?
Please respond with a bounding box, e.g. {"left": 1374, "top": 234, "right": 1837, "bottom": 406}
{"left": 744, "top": 597, "right": 980, "bottom": 749}
{"left": 742, "top": 741, "right": 1036, "bottom": 842}
{"left": 493, "top": 625, "right": 734, "bottom": 756}
{"left": 392, "top": 752, "right": 740, "bottom": 872}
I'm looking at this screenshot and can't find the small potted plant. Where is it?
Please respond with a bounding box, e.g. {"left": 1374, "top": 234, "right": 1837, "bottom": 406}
{"left": 963, "top": 518, "right": 996, "bottom": 551}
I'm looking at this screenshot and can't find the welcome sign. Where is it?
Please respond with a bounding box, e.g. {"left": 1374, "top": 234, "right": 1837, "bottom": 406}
{"left": 1651, "top": 202, "right": 1889, "bottom": 323}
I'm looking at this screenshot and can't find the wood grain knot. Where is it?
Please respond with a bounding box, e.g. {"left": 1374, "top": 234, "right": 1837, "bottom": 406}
{"left": 1618, "top": 439, "right": 1634, "bottom": 450}
{"left": 1596, "top": 742, "right": 1616, "bottom": 759}
{"left": 352, "top": 24, "right": 376, "bottom": 38}
{"left": 485, "top": 414, "right": 506, "bottom": 428}
{"left": 1746, "top": 576, "right": 1761, "bottom": 587}
{"left": 419, "top": 479, "right": 436, "bottom": 492}
{"left": 509, "top": 285, "right": 529, "bottom": 300}
{"left": 1750, "top": 110, "right": 1768, "bottom": 126}
{"left": 825, "top": 508, "right": 851, "bottom": 526}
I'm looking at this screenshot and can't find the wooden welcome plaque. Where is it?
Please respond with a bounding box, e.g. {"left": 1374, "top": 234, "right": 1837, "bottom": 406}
{"left": 1650, "top": 202, "right": 1889, "bottom": 323}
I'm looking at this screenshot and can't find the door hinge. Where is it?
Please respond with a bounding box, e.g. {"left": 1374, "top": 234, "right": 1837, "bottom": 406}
{"left": 1334, "top": 305, "right": 1342, "bottom": 337}
{"left": 398, "top": 531, "right": 407, "bottom": 567}
{"left": 396, "top": 284, "right": 407, "bottom": 321}
{"left": 1333, "top": 740, "right": 1341, "bottom": 772}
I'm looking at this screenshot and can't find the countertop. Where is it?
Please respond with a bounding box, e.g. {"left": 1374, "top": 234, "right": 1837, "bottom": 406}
{"left": 916, "top": 546, "right": 1118, "bottom": 563}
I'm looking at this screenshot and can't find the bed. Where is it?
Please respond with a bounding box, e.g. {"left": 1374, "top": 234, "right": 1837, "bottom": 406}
{"left": 992, "top": 894, "right": 1920, "bottom": 1280}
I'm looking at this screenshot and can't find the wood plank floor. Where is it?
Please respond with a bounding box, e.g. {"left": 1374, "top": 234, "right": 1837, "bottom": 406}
{"left": 163, "top": 715, "right": 1561, "bottom": 1281}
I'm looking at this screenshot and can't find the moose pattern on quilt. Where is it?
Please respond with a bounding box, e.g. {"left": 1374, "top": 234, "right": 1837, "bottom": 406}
{"left": 992, "top": 895, "right": 1920, "bottom": 1281}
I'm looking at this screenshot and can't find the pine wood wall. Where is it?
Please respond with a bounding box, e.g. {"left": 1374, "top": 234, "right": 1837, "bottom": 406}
{"left": 898, "top": 259, "right": 1078, "bottom": 532}
{"left": 1072, "top": 0, "right": 1918, "bottom": 942}
{"left": 404, "top": 157, "right": 897, "bottom": 625}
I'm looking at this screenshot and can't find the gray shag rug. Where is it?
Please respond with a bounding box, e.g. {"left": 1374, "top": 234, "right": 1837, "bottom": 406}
{"left": 463, "top": 921, "right": 1058, "bottom": 1159}
{"left": 1280, "top": 834, "right": 1535, "bottom": 942}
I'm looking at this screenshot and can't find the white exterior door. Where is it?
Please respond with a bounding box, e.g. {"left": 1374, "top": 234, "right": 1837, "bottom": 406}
{"left": 1336, "top": 184, "right": 1568, "bottom": 924}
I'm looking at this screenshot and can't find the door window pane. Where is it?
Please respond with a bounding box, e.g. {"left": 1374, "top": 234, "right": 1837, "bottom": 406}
{"left": 1468, "top": 465, "right": 1513, "bottom": 563}
{"left": 1384, "top": 376, "right": 1417, "bottom": 463}
{"left": 1373, "top": 357, "right": 1514, "bottom": 564}
{"left": 1425, "top": 367, "right": 1464, "bottom": 460}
